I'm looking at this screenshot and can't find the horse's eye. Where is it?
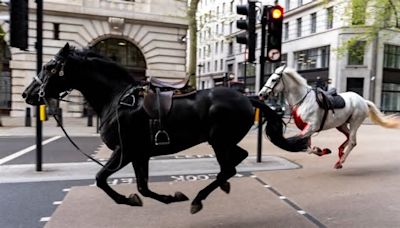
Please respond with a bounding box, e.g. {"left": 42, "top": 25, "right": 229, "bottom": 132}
{"left": 271, "top": 79, "right": 277, "bottom": 82}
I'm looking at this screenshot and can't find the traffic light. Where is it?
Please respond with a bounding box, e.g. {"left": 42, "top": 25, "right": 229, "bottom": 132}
{"left": 10, "top": 0, "right": 29, "bottom": 50}
{"left": 236, "top": 1, "right": 256, "bottom": 63}
{"left": 266, "top": 5, "right": 284, "bottom": 62}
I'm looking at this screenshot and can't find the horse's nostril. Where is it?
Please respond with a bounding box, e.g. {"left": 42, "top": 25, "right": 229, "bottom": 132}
{"left": 22, "top": 92, "right": 27, "bottom": 98}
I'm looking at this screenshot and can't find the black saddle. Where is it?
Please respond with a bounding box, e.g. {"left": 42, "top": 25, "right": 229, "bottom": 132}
{"left": 120, "top": 78, "right": 195, "bottom": 146}
{"left": 315, "top": 88, "right": 346, "bottom": 132}
{"left": 316, "top": 88, "right": 345, "bottom": 110}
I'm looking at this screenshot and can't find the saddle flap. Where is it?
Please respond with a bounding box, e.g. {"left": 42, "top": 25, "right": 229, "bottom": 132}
{"left": 143, "top": 90, "right": 173, "bottom": 118}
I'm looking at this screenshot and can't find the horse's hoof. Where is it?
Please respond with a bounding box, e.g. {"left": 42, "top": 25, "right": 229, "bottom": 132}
{"left": 334, "top": 162, "right": 343, "bottom": 169}
{"left": 174, "top": 192, "right": 189, "bottom": 202}
{"left": 127, "top": 193, "right": 143, "bottom": 206}
{"left": 220, "top": 182, "right": 230, "bottom": 194}
{"left": 190, "top": 202, "right": 203, "bottom": 214}
{"left": 322, "top": 148, "right": 331, "bottom": 155}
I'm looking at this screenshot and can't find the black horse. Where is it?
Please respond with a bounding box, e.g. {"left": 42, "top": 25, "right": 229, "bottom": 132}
{"left": 22, "top": 43, "right": 308, "bottom": 214}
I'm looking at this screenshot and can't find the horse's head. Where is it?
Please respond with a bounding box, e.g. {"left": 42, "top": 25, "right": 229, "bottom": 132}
{"left": 22, "top": 43, "right": 73, "bottom": 105}
{"left": 258, "top": 65, "right": 287, "bottom": 98}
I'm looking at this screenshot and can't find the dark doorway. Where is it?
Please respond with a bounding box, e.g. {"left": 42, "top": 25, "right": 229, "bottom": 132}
{"left": 346, "top": 77, "right": 364, "bottom": 96}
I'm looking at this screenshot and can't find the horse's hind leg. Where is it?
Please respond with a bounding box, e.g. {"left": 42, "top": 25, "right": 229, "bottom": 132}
{"left": 132, "top": 159, "right": 189, "bottom": 204}
{"left": 334, "top": 120, "right": 362, "bottom": 169}
{"left": 191, "top": 144, "right": 248, "bottom": 214}
{"left": 96, "top": 147, "right": 142, "bottom": 206}
{"left": 334, "top": 124, "right": 350, "bottom": 168}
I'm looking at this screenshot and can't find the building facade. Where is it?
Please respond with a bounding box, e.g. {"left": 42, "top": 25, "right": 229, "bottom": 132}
{"left": 0, "top": 0, "right": 188, "bottom": 117}
{"left": 197, "top": 0, "right": 400, "bottom": 112}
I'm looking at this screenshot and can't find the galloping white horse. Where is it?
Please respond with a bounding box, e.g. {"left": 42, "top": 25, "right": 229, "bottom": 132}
{"left": 259, "top": 66, "right": 400, "bottom": 169}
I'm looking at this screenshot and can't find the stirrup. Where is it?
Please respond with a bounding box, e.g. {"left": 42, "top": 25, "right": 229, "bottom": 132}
{"left": 155, "top": 130, "right": 170, "bottom": 146}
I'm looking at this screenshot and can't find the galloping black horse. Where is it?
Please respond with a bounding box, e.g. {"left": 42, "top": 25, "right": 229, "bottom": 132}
{"left": 23, "top": 43, "right": 308, "bottom": 214}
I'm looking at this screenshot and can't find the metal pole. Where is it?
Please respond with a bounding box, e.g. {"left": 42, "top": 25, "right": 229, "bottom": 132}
{"left": 36, "top": 0, "right": 43, "bottom": 171}
{"left": 257, "top": 6, "right": 268, "bottom": 163}
{"left": 244, "top": 48, "right": 247, "bottom": 87}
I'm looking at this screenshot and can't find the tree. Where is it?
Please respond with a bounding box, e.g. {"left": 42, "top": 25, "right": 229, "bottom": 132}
{"left": 187, "top": 0, "right": 200, "bottom": 88}
{"left": 334, "top": 0, "right": 400, "bottom": 55}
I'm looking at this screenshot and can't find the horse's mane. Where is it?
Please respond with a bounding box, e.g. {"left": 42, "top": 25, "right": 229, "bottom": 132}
{"left": 67, "top": 47, "right": 138, "bottom": 84}
{"left": 279, "top": 66, "right": 309, "bottom": 87}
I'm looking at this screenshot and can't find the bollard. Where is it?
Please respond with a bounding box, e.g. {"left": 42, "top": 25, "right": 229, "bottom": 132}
{"left": 96, "top": 115, "right": 100, "bottom": 133}
{"left": 25, "top": 107, "right": 32, "bottom": 127}
{"left": 56, "top": 108, "right": 63, "bottom": 127}
{"left": 87, "top": 112, "right": 93, "bottom": 127}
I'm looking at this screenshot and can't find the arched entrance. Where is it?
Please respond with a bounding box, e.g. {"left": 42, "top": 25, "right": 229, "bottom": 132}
{"left": 0, "top": 28, "right": 11, "bottom": 115}
{"left": 92, "top": 38, "right": 147, "bottom": 81}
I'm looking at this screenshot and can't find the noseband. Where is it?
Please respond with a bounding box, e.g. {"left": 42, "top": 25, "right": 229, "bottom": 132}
{"left": 34, "top": 57, "right": 70, "bottom": 100}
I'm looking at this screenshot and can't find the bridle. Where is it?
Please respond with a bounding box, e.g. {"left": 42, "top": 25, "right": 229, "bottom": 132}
{"left": 262, "top": 65, "right": 287, "bottom": 95}
{"left": 34, "top": 57, "right": 72, "bottom": 102}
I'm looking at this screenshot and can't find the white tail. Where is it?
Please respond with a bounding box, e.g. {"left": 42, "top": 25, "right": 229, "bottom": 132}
{"left": 366, "top": 100, "right": 400, "bottom": 128}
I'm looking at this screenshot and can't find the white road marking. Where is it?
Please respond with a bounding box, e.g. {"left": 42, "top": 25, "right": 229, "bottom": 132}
{"left": 53, "top": 201, "right": 62, "bottom": 205}
{"left": 297, "top": 210, "right": 307, "bottom": 215}
{"left": 40, "top": 217, "right": 51, "bottom": 222}
{"left": 0, "top": 136, "right": 62, "bottom": 165}
{"left": 279, "top": 196, "right": 287, "bottom": 200}
{"left": 62, "top": 188, "right": 70, "bottom": 192}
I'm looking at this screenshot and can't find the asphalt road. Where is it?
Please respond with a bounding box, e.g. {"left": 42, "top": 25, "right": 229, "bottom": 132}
{"left": 0, "top": 136, "right": 103, "bottom": 228}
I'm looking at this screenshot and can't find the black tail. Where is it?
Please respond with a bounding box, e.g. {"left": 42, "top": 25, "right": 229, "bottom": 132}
{"left": 249, "top": 97, "right": 308, "bottom": 152}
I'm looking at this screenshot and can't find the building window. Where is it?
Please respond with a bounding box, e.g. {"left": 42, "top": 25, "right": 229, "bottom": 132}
{"left": 352, "top": 1, "right": 367, "bottom": 25}
{"left": 285, "top": 0, "right": 290, "bottom": 10}
{"left": 296, "top": 18, "right": 302, "bottom": 37}
{"left": 228, "top": 41, "right": 233, "bottom": 55}
{"left": 220, "top": 59, "right": 224, "bottom": 71}
{"left": 229, "top": 21, "right": 233, "bottom": 34}
{"left": 298, "top": 0, "right": 303, "bottom": 7}
{"left": 284, "top": 22, "right": 289, "bottom": 40}
{"left": 53, "top": 23, "right": 60, "bottom": 40}
{"left": 348, "top": 41, "right": 366, "bottom": 65}
{"left": 384, "top": 44, "right": 400, "bottom": 69}
{"left": 327, "top": 7, "right": 333, "bottom": 29}
{"left": 311, "top": 13, "right": 317, "bottom": 33}
{"left": 230, "top": 1, "right": 234, "bottom": 12}
{"left": 220, "top": 40, "right": 224, "bottom": 53}
{"left": 215, "top": 42, "right": 219, "bottom": 54}
{"left": 295, "top": 46, "right": 330, "bottom": 71}
{"left": 381, "top": 83, "right": 400, "bottom": 112}
{"left": 214, "top": 60, "right": 218, "bottom": 72}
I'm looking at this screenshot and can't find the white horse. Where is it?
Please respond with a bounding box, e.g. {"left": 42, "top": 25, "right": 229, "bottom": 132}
{"left": 259, "top": 65, "right": 400, "bottom": 169}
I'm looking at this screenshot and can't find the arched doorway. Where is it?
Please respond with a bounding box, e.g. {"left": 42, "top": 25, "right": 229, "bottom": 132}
{"left": 0, "top": 28, "right": 11, "bottom": 115}
{"left": 91, "top": 38, "right": 147, "bottom": 81}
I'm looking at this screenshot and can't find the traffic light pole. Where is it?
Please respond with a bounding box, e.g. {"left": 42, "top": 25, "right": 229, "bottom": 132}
{"left": 36, "top": 0, "right": 43, "bottom": 171}
{"left": 256, "top": 7, "right": 268, "bottom": 163}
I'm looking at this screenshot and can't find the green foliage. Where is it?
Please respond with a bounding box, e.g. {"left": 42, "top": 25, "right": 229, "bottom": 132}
{"left": 332, "top": 0, "right": 399, "bottom": 59}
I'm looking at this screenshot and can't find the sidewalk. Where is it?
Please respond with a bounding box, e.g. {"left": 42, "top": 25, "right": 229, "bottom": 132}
{"left": 0, "top": 116, "right": 99, "bottom": 136}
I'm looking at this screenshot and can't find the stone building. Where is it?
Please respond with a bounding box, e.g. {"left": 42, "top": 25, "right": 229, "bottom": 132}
{"left": 197, "top": 0, "right": 400, "bottom": 112}
{"left": 0, "top": 0, "right": 188, "bottom": 117}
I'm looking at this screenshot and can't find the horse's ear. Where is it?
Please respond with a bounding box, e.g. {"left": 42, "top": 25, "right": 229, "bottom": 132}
{"left": 59, "top": 43, "right": 70, "bottom": 57}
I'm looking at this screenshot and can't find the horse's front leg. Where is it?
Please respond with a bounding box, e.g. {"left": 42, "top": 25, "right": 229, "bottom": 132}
{"left": 133, "top": 159, "right": 189, "bottom": 204}
{"left": 300, "top": 124, "right": 331, "bottom": 156}
{"left": 96, "top": 147, "right": 142, "bottom": 206}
